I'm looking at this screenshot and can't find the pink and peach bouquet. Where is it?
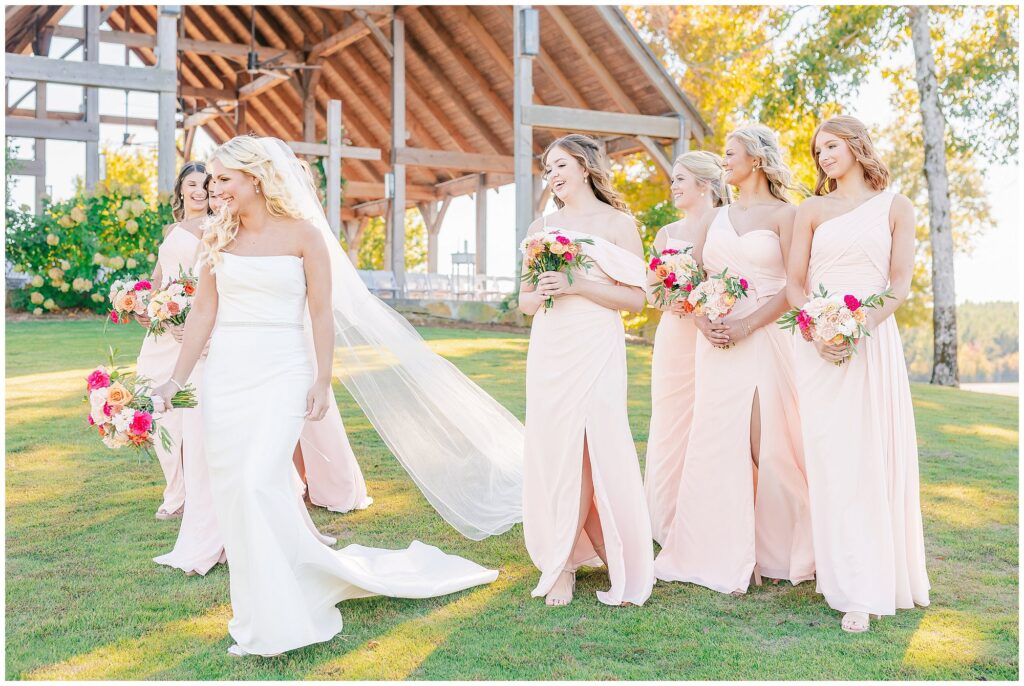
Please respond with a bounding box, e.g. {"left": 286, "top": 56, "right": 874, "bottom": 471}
{"left": 84, "top": 354, "right": 197, "bottom": 455}
{"left": 107, "top": 276, "right": 152, "bottom": 325}
{"left": 777, "top": 284, "right": 893, "bottom": 365}
{"left": 519, "top": 230, "right": 596, "bottom": 310}
{"left": 147, "top": 269, "right": 197, "bottom": 336}
{"left": 686, "top": 268, "right": 749, "bottom": 321}
{"left": 648, "top": 247, "right": 701, "bottom": 308}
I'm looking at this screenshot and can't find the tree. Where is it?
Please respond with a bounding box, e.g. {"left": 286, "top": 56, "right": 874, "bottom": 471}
{"left": 347, "top": 209, "right": 427, "bottom": 272}
{"left": 76, "top": 145, "right": 160, "bottom": 203}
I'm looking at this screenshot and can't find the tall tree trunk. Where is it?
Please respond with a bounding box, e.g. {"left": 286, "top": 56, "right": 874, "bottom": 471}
{"left": 909, "top": 6, "right": 959, "bottom": 387}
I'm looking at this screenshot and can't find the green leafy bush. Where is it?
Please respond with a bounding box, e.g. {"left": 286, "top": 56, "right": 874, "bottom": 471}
{"left": 6, "top": 182, "right": 173, "bottom": 314}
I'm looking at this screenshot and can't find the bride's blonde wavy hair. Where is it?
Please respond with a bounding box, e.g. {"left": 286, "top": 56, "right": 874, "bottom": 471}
{"left": 726, "top": 124, "right": 795, "bottom": 203}
{"left": 811, "top": 115, "right": 891, "bottom": 196}
{"left": 202, "top": 135, "right": 314, "bottom": 267}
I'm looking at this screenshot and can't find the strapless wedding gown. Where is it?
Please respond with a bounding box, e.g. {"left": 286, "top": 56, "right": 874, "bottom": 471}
{"left": 202, "top": 252, "right": 498, "bottom": 656}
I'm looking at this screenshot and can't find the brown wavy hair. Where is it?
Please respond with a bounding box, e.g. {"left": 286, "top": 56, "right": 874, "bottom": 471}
{"left": 171, "top": 161, "right": 209, "bottom": 221}
{"left": 811, "top": 115, "right": 891, "bottom": 196}
{"left": 542, "top": 134, "right": 628, "bottom": 212}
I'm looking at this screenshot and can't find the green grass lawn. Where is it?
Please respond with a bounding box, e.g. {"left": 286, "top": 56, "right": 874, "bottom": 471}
{"left": 5, "top": 318, "right": 1018, "bottom": 680}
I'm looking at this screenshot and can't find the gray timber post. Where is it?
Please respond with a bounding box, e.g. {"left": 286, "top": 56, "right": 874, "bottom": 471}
{"left": 389, "top": 15, "right": 406, "bottom": 294}
{"left": 156, "top": 6, "right": 178, "bottom": 196}
{"left": 475, "top": 174, "right": 487, "bottom": 275}
{"left": 513, "top": 5, "right": 536, "bottom": 287}
{"left": 84, "top": 6, "right": 100, "bottom": 190}
{"left": 326, "top": 99, "right": 342, "bottom": 239}
{"left": 671, "top": 116, "right": 689, "bottom": 164}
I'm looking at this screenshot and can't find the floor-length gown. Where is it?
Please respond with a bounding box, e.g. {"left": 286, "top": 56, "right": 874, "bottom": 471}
{"left": 135, "top": 226, "right": 196, "bottom": 517}
{"left": 202, "top": 252, "right": 497, "bottom": 656}
{"left": 654, "top": 208, "right": 814, "bottom": 594}
{"left": 644, "top": 237, "right": 697, "bottom": 547}
{"left": 523, "top": 228, "right": 655, "bottom": 607}
{"left": 793, "top": 191, "right": 930, "bottom": 616}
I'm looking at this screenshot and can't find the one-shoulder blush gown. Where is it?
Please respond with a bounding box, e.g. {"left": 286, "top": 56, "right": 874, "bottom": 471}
{"left": 655, "top": 207, "right": 815, "bottom": 594}
{"left": 201, "top": 252, "right": 497, "bottom": 656}
{"left": 793, "top": 191, "right": 930, "bottom": 616}
{"left": 523, "top": 228, "right": 655, "bottom": 607}
{"left": 644, "top": 237, "right": 697, "bottom": 546}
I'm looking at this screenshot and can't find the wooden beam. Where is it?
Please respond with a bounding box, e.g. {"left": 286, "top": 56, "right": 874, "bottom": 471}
{"left": 594, "top": 6, "right": 710, "bottom": 142}
{"left": 449, "top": 6, "right": 513, "bottom": 80}
{"left": 238, "top": 72, "right": 290, "bottom": 101}
{"left": 179, "top": 85, "right": 236, "bottom": 101}
{"left": 355, "top": 8, "right": 393, "bottom": 58}
{"left": 475, "top": 174, "right": 487, "bottom": 275}
{"left": 10, "top": 157, "right": 45, "bottom": 177}
{"left": 84, "top": 5, "right": 100, "bottom": 191}
{"left": 33, "top": 79, "right": 46, "bottom": 212}
{"left": 326, "top": 99, "right": 343, "bottom": 237}
{"left": 637, "top": 135, "right": 673, "bottom": 180}
{"left": 388, "top": 15, "right": 407, "bottom": 289}
{"left": 434, "top": 172, "right": 514, "bottom": 198}
{"left": 5, "top": 117, "right": 99, "bottom": 141}
{"left": 156, "top": 5, "right": 178, "bottom": 195}
{"left": 287, "top": 141, "right": 382, "bottom": 161}
{"left": 523, "top": 105, "right": 682, "bottom": 139}
{"left": 4, "top": 53, "right": 176, "bottom": 92}
{"left": 395, "top": 147, "right": 514, "bottom": 174}
{"left": 7, "top": 108, "right": 158, "bottom": 128}
{"left": 346, "top": 181, "right": 437, "bottom": 201}
{"left": 308, "top": 13, "right": 387, "bottom": 61}
{"left": 514, "top": 6, "right": 536, "bottom": 281}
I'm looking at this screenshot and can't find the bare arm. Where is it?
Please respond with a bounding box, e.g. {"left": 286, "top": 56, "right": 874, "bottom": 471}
{"left": 688, "top": 208, "right": 731, "bottom": 346}
{"left": 302, "top": 224, "right": 335, "bottom": 421}
{"left": 786, "top": 200, "right": 815, "bottom": 308}
{"left": 151, "top": 259, "right": 218, "bottom": 407}
{"left": 865, "top": 194, "right": 916, "bottom": 331}
{"left": 517, "top": 217, "right": 548, "bottom": 316}
{"left": 575, "top": 217, "right": 646, "bottom": 313}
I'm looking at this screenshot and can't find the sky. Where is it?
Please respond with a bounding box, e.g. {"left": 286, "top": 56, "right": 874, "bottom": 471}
{"left": 7, "top": 6, "right": 1018, "bottom": 303}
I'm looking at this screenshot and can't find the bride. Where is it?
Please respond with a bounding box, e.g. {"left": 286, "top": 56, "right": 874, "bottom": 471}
{"left": 151, "top": 136, "right": 516, "bottom": 656}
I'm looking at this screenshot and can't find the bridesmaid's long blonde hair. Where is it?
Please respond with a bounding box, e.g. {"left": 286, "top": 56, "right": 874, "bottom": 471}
{"left": 726, "top": 124, "right": 795, "bottom": 203}
{"left": 202, "top": 136, "right": 314, "bottom": 267}
{"left": 675, "top": 150, "right": 732, "bottom": 207}
{"left": 542, "top": 134, "right": 629, "bottom": 212}
{"left": 811, "top": 116, "right": 891, "bottom": 196}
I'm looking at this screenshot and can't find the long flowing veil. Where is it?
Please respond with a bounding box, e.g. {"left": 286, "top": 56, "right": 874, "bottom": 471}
{"left": 258, "top": 137, "right": 523, "bottom": 540}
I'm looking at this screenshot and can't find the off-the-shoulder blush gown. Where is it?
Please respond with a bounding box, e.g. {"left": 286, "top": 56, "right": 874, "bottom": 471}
{"left": 793, "top": 191, "right": 930, "bottom": 616}
{"left": 523, "top": 226, "right": 655, "bottom": 607}
{"left": 135, "top": 226, "right": 196, "bottom": 518}
{"left": 644, "top": 237, "right": 697, "bottom": 547}
{"left": 201, "top": 252, "right": 496, "bottom": 656}
{"left": 655, "top": 207, "right": 815, "bottom": 594}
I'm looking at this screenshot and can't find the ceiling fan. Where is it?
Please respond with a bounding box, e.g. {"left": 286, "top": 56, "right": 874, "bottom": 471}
{"left": 227, "top": 7, "right": 322, "bottom": 81}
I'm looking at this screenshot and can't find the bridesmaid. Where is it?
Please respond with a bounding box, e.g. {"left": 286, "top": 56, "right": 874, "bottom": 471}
{"left": 519, "top": 134, "right": 654, "bottom": 607}
{"left": 644, "top": 151, "right": 729, "bottom": 546}
{"left": 786, "top": 115, "right": 929, "bottom": 633}
{"left": 135, "top": 162, "right": 209, "bottom": 520}
{"left": 655, "top": 124, "right": 814, "bottom": 594}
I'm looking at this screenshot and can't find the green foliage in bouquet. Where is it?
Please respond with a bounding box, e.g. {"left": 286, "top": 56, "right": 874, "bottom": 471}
{"left": 6, "top": 183, "right": 173, "bottom": 315}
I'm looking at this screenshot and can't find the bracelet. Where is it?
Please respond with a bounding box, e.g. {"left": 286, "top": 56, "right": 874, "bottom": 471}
{"left": 744, "top": 320, "right": 752, "bottom": 337}
{"left": 170, "top": 378, "right": 185, "bottom": 392}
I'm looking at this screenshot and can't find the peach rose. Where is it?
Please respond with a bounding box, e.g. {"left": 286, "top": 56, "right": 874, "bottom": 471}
{"left": 549, "top": 241, "right": 568, "bottom": 256}
{"left": 106, "top": 382, "right": 133, "bottom": 408}
{"left": 117, "top": 291, "right": 138, "bottom": 313}
{"left": 654, "top": 265, "right": 670, "bottom": 280}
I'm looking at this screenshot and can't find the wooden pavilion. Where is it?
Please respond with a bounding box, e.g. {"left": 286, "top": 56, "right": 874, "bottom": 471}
{"left": 6, "top": 5, "right": 710, "bottom": 288}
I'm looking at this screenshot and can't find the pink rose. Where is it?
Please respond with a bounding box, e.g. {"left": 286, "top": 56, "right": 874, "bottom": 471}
{"left": 564, "top": 253, "right": 575, "bottom": 262}
{"left": 110, "top": 311, "right": 119, "bottom": 324}
{"left": 739, "top": 278, "right": 749, "bottom": 290}
{"left": 87, "top": 415, "right": 95, "bottom": 426}
{"left": 844, "top": 294, "right": 861, "bottom": 311}
{"left": 131, "top": 411, "right": 153, "bottom": 435}
{"left": 167, "top": 301, "right": 181, "bottom": 315}
{"left": 662, "top": 248, "right": 680, "bottom": 255}
{"left": 649, "top": 257, "right": 662, "bottom": 270}
{"left": 135, "top": 280, "right": 152, "bottom": 291}
{"left": 556, "top": 235, "right": 571, "bottom": 245}
{"left": 683, "top": 282, "right": 693, "bottom": 292}
{"left": 664, "top": 273, "right": 677, "bottom": 288}
{"left": 103, "top": 402, "right": 113, "bottom": 417}
{"left": 87, "top": 368, "right": 111, "bottom": 390}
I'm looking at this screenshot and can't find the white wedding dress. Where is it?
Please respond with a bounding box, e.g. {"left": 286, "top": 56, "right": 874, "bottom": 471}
{"left": 202, "top": 251, "right": 498, "bottom": 656}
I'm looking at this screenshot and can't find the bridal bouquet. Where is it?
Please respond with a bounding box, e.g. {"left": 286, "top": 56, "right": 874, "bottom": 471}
{"left": 147, "top": 268, "right": 197, "bottom": 336}
{"left": 519, "top": 230, "right": 596, "bottom": 310}
{"left": 686, "top": 268, "right": 749, "bottom": 321}
{"left": 648, "top": 247, "right": 702, "bottom": 308}
{"left": 107, "top": 276, "right": 152, "bottom": 325}
{"left": 777, "top": 285, "right": 893, "bottom": 365}
{"left": 85, "top": 353, "right": 197, "bottom": 455}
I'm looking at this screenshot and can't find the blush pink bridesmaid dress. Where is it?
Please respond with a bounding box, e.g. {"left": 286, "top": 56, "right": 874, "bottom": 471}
{"left": 793, "top": 191, "right": 930, "bottom": 616}
{"left": 644, "top": 237, "right": 697, "bottom": 546}
{"left": 523, "top": 227, "right": 655, "bottom": 607}
{"left": 135, "top": 226, "right": 198, "bottom": 518}
{"left": 654, "top": 207, "right": 815, "bottom": 594}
